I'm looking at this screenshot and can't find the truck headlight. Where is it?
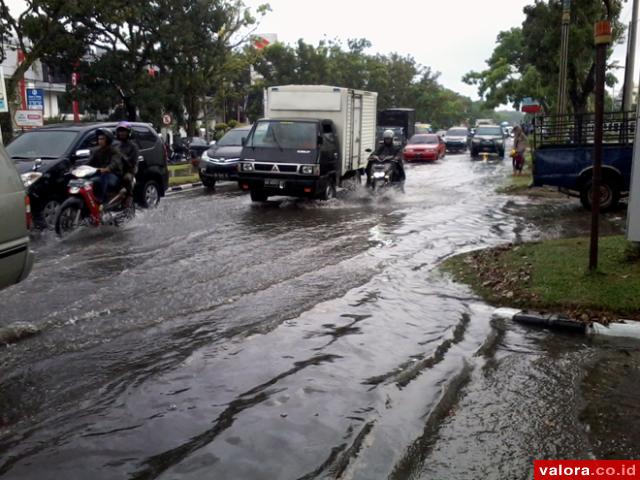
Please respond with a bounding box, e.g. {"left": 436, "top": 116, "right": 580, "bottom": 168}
{"left": 300, "top": 165, "right": 319, "bottom": 175}
{"left": 241, "top": 163, "right": 254, "bottom": 172}
{"left": 21, "top": 172, "right": 43, "bottom": 188}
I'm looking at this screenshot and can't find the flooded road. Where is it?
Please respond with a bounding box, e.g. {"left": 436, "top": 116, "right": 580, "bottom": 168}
{"left": 1, "top": 154, "right": 638, "bottom": 479}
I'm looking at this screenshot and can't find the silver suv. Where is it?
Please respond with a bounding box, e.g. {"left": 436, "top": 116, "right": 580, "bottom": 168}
{"left": 0, "top": 144, "right": 34, "bottom": 290}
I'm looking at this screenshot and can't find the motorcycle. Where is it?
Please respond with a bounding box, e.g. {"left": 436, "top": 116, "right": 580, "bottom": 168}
{"left": 366, "top": 155, "right": 404, "bottom": 193}
{"left": 54, "top": 166, "right": 135, "bottom": 237}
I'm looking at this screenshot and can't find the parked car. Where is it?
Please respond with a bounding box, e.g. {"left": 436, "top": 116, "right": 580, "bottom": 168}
{"left": 403, "top": 134, "right": 446, "bottom": 162}
{"left": 199, "top": 126, "right": 250, "bottom": 190}
{"left": 7, "top": 122, "right": 169, "bottom": 228}
{"left": 0, "top": 144, "right": 34, "bottom": 290}
{"left": 469, "top": 125, "right": 506, "bottom": 159}
{"left": 445, "top": 127, "right": 469, "bottom": 153}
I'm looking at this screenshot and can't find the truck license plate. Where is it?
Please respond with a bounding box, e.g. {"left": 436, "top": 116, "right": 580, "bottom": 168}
{"left": 265, "top": 178, "right": 284, "bottom": 187}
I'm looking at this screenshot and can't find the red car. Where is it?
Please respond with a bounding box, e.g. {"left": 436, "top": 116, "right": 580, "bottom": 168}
{"left": 403, "top": 134, "right": 446, "bottom": 162}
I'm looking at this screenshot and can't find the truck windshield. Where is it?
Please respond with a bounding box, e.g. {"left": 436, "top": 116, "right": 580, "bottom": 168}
{"left": 249, "top": 121, "right": 317, "bottom": 149}
{"left": 475, "top": 127, "right": 503, "bottom": 136}
{"left": 447, "top": 129, "right": 468, "bottom": 136}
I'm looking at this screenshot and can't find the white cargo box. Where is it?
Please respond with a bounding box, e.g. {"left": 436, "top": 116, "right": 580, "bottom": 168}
{"left": 264, "top": 85, "right": 378, "bottom": 177}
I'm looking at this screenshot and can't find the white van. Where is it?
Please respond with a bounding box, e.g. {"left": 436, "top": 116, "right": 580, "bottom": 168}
{"left": 0, "top": 145, "right": 34, "bottom": 290}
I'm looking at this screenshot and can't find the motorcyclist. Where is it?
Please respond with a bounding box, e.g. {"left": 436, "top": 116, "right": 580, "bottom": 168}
{"left": 88, "top": 128, "right": 125, "bottom": 203}
{"left": 366, "top": 129, "right": 406, "bottom": 185}
{"left": 114, "top": 121, "right": 138, "bottom": 203}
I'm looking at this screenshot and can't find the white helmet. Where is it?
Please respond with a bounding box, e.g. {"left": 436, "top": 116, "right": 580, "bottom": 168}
{"left": 383, "top": 129, "right": 395, "bottom": 140}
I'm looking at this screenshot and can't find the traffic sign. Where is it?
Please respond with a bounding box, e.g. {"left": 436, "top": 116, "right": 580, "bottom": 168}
{"left": 162, "top": 114, "right": 172, "bottom": 125}
{"left": 14, "top": 109, "right": 44, "bottom": 127}
{"left": 26, "top": 88, "right": 44, "bottom": 111}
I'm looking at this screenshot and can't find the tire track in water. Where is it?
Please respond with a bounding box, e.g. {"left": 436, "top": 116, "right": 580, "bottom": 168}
{"left": 129, "top": 354, "right": 341, "bottom": 480}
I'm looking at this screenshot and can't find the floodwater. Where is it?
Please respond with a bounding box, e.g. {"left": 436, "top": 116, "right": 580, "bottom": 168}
{"left": 1, "top": 153, "right": 638, "bottom": 480}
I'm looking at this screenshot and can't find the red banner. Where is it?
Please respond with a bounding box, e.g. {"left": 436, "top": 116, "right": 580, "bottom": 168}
{"left": 535, "top": 460, "right": 639, "bottom": 479}
{"left": 17, "top": 49, "right": 26, "bottom": 110}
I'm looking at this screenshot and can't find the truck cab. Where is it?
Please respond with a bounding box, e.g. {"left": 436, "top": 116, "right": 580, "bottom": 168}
{"left": 238, "top": 118, "right": 340, "bottom": 201}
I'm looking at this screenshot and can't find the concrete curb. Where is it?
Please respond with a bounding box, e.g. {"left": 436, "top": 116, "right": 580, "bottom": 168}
{"left": 492, "top": 308, "right": 640, "bottom": 340}
{"left": 167, "top": 182, "right": 203, "bottom": 194}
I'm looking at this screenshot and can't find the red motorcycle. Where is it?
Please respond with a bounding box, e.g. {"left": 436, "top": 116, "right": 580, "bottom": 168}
{"left": 54, "top": 166, "right": 135, "bottom": 237}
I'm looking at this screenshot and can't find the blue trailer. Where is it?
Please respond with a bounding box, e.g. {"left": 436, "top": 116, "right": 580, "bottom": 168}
{"left": 532, "top": 112, "right": 635, "bottom": 211}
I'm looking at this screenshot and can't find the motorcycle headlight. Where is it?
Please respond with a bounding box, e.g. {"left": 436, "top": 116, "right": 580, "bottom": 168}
{"left": 300, "top": 165, "right": 319, "bottom": 175}
{"left": 21, "top": 172, "right": 43, "bottom": 188}
{"left": 241, "top": 162, "right": 254, "bottom": 172}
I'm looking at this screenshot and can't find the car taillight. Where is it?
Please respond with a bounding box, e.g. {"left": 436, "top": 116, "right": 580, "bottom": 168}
{"left": 25, "top": 195, "right": 32, "bottom": 230}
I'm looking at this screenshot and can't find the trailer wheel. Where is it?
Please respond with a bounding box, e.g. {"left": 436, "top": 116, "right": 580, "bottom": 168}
{"left": 579, "top": 178, "right": 620, "bottom": 212}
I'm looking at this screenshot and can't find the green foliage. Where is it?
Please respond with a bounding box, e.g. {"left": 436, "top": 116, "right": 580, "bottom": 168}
{"left": 250, "top": 38, "right": 485, "bottom": 129}
{"left": 464, "top": 0, "right": 626, "bottom": 114}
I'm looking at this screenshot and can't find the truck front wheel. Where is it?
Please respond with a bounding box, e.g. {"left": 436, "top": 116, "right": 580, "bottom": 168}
{"left": 579, "top": 179, "right": 620, "bottom": 212}
{"left": 250, "top": 189, "right": 268, "bottom": 202}
{"left": 318, "top": 179, "right": 336, "bottom": 200}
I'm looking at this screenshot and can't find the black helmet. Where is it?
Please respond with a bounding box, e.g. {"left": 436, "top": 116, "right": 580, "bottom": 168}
{"left": 96, "top": 128, "right": 114, "bottom": 144}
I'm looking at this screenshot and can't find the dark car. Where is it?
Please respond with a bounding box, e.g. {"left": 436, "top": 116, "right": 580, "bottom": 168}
{"left": 444, "top": 127, "right": 469, "bottom": 153}
{"left": 376, "top": 126, "right": 404, "bottom": 147}
{"left": 8, "top": 122, "right": 169, "bottom": 228}
{"left": 469, "top": 125, "right": 506, "bottom": 159}
{"left": 170, "top": 137, "right": 211, "bottom": 165}
{"left": 199, "top": 126, "right": 250, "bottom": 190}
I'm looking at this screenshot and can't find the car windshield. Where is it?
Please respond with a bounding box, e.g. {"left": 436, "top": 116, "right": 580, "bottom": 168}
{"left": 7, "top": 130, "right": 78, "bottom": 159}
{"left": 217, "top": 129, "right": 247, "bottom": 147}
{"left": 249, "top": 121, "right": 317, "bottom": 149}
{"left": 409, "top": 135, "right": 438, "bottom": 145}
{"left": 475, "top": 127, "right": 503, "bottom": 136}
{"left": 447, "top": 129, "right": 467, "bottom": 136}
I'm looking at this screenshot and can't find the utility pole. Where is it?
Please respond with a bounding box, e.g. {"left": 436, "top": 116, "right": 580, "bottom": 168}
{"left": 557, "top": 0, "right": 571, "bottom": 116}
{"left": 591, "top": 20, "right": 613, "bottom": 271}
{"left": 622, "top": 0, "right": 639, "bottom": 112}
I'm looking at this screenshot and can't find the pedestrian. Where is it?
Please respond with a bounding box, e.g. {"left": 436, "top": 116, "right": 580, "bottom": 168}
{"left": 511, "top": 125, "right": 528, "bottom": 176}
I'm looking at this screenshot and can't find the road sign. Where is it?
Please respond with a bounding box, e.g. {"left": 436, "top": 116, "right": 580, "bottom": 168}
{"left": 14, "top": 109, "right": 44, "bottom": 127}
{"left": 26, "top": 88, "right": 44, "bottom": 111}
{"left": 0, "top": 67, "right": 7, "bottom": 113}
{"left": 162, "top": 114, "right": 172, "bottom": 125}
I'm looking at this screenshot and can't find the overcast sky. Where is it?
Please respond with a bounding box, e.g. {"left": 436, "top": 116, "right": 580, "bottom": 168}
{"left": 245, "top": 0, "right": 638, "bottom": 103}
{"left": 4, "top": 0, "right": 638, "bottom": 105}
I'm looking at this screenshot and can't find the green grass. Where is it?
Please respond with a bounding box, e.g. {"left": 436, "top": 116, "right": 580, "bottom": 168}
{"left": 168, "top": 164, "right": 200, "bottom": 186}
{"left": 442, "top": 236, "right": 640, "bottom": 320}
{"left": 169, "top": 174, "right": 200, "bottom": 187}
{"left": 495, "top": 151, "right": 533, "bottom": 194}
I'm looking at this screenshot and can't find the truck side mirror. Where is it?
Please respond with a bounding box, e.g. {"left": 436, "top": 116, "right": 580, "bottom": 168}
{"left": 241, "top": 136, "right": 247, "bottom": 146}
{"left": 317, "top": 135, "right": 324, "bottom": 145}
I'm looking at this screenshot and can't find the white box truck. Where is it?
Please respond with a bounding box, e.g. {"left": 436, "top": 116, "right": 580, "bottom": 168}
{"left": 237, "top": 85, "right": 378, "bottom": 201}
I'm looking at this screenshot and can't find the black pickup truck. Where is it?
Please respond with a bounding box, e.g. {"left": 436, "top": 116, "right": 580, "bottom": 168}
{"left": 532, "top": 112, "right": 635, "bottom": 212}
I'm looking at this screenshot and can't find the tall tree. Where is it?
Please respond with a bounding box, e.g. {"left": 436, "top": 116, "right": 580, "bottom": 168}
{"left": 464, "top": 0, "right": 625, "bottom": 114}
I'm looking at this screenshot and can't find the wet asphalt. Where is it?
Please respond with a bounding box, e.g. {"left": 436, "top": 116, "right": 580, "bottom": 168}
{"left": 1, "top": 152, "right": 639, "bottom": 480}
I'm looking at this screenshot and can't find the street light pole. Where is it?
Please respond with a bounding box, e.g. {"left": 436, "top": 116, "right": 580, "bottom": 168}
{"left": 591, "top": 20, "right": 613, "bottom": 271}
{"left": 622, "top": 0, "right": 639, "bottom": 112}
{"left": 557, "top": 0, "right": 571, "bottom": 116}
